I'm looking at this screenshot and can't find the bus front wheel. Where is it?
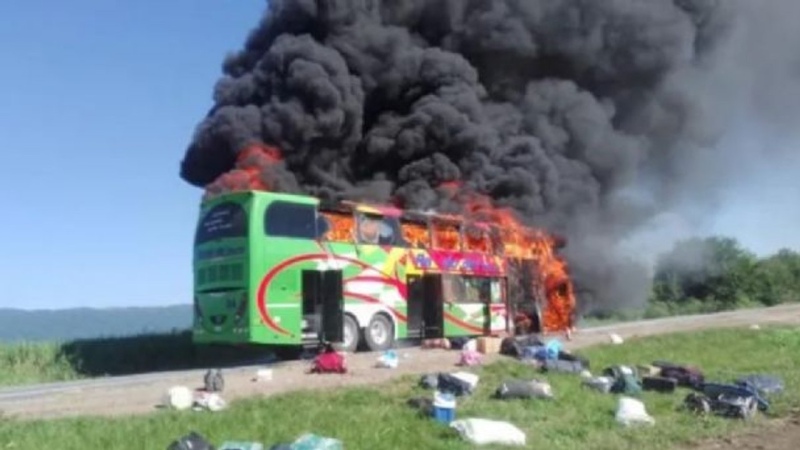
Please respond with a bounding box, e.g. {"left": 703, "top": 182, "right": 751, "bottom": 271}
{"left": 364, "top": 314, "right": 394, "bottom": 352}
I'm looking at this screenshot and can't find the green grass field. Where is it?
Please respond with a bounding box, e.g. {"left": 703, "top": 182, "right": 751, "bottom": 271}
{"left": 0, "top": 326, "right": 797, "bottom": 450}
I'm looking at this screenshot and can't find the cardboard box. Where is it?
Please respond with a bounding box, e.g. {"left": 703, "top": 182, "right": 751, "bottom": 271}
{"left": 477, "top": 336, "right": 502, "bottom": 354}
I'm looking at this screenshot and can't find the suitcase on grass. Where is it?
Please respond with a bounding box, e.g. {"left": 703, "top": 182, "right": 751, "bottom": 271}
{"left": 167, "top": 432, "right": 215, "bottom": 450}
{"left": 642, "top": 376, "right": 677, "bottom": 393}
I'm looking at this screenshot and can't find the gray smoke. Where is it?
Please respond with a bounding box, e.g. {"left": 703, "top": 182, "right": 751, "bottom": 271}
{"left": 179, "top": 0, "right": 800, "bottom": 313}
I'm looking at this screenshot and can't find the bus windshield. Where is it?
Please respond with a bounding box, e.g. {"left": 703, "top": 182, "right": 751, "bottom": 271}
{"left": 195, "top": 201, "right": 248, "bottom": 245}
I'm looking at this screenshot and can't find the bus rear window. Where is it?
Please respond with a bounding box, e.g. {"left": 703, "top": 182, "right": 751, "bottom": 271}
{"left": 195, "top": 202, "right": 248, "bottom": 244}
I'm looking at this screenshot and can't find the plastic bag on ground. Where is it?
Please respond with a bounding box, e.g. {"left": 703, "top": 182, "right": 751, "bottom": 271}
{"left": 163, "top": 386, "right": 194, "bottom": 411}
{"left": 615, "top": 397, "right": 655, "bottom": 426}
{"left": 290, "top": 433, "right": 343, "bottom": 450}
{"left": 609, "top": 333, "right": 624, "bottom": 344}
{"left": 463, "top": 338, "right": 478, "bottom": 352}
{"left": 195, "top": 392, "right": 227, "bottom": 412}
{"left": 450, "top": 418, "right": 526, "bottom": 446}
{"left": 544, "top": 339, "right": 562, "bottom": 359}
{"left": 736, "top": 374, "right": 785, "bottom": 396}
{"left": 376, "top": 350, "right": 399, "bottom": 368}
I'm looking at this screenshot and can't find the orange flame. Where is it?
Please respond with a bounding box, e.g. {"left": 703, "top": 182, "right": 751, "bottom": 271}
{"left": 400, "top": 222, "right": 430, "bottom": 248}
{"left": 432, "top": 220, "right": 461, "bottom": 251}
{"left": 204, "top": 144, "right": 283, "bottom": 199}
{"left": 457, "top": 192, "right": 576, "bottom": 333}
{"left": 320, "top": 211, "right": 355, "bottom": 243}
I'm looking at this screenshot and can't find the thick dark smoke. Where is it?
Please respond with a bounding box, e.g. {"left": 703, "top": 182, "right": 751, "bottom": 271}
{"left": 179, "top": 0, "right": 800, "bottom": 313}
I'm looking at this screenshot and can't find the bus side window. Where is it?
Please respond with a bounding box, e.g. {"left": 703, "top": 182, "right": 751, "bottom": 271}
{"left": 315, "top": 214, "right": 330, "bottom": 239}
{"left": 357, "top": 213, "right": 401, "bottom": 246}
{"left": 263, "top": 201, "right": 317, "bottom": 239}
{"left": 400, "top": 220, "right": 429, "bottom": 248}
{"left": 382, "top": 216, "right": 407, "bottom": 247}
{"left": 490, "top": 279, "right": 504, "bottom": 304}
{"left": 320, "top": 211, "right": 355, "bottom": 243}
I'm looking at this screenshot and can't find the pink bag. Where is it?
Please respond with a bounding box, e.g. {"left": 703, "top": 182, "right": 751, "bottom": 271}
{"left": 459, "top": 349, "right": 482, "bottom": 366}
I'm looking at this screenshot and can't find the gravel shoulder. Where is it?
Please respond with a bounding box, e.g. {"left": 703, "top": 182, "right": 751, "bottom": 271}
{"left": 1, "top": 304, "right": 798, "bottom": 421}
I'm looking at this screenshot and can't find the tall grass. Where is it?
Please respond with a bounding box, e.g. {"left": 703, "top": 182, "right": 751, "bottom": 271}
{"left": 0, "top": 331, "right": 268, "bottom": 386}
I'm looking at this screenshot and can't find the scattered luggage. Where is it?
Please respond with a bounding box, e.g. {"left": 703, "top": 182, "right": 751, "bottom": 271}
{"left": 167, "top": 432, "right": 215, "bottom": 450}
{"left": 702, "top": 383, "right": 769, "bottom": 412}
{"left": 736, "top": 374, "right": 785, "bottom": 396}
{"left": 310, "top": 346, "right": 347, "bottom": 374}
{"left": 204, "top": 369, "right": 225, "bottom": 393}
{"left": 494, "top": 379, "right": 553, "bottom": 400}
{"left": 450, "top": 418, "right": 527, "bottom": 446}
{"left": 541, "top": 358, "right": 586, "bottom": 374}
{"left": 602, "top": 366, "right": 642, "bottom": 395}
{"left": 652, "top": 361, "right": 704, "bottom": 390}
{"left": 642, "top": 376, "right": 677, "bottom": 393}
{"left": 683, "top": 392, "right": 759, "bottom": 420}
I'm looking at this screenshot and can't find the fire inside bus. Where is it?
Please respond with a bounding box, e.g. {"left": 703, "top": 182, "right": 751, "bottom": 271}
{"left": 192, "top": 189, "right": 576, "bottom": 352}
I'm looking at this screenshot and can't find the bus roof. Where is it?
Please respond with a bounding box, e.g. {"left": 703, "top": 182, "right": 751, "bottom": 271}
{"left": 202, "top": 190, "right": 540, "bottom": 237}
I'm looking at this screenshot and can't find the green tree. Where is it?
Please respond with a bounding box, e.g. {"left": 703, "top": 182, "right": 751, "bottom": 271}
{"left": 651, "top": 236, "right": 759, "bottom": 310}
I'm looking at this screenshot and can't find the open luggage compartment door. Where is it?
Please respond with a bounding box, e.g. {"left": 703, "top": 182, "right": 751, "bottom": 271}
{"left": 421, "top": 273, "right": 445, "bottom": 339}
{"left": 320, "top": 270, "right": 344, "bottom": 343}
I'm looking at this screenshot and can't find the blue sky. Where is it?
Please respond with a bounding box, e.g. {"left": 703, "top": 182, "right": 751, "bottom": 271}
{"left": 0, "top": 1, "right": 265, "bottom": 309}
{"left": 0, "top": 1, "right": 797, "bottom": 310}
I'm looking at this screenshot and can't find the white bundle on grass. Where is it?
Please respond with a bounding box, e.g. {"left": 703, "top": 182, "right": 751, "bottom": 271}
{"left": 163, "top": 386, "right": 194, "bottom": 411}
{"left": 450, "top": 418, "right": 526, "bottom": 446}
{"left": 615, "top": 397, "right": 655, "bottom": 426}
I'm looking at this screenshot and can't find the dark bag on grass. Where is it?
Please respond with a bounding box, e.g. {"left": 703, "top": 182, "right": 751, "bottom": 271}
{"left": 542, "top": 358, "right": 585, "bottom": 374}
{"left": 407, "top": 397, "right": 434, "bottom": 416}
{"left": 500, "top": 337, "right": 522, "bottom": 357}
{"left": 642, "top": 376, "right": 677, "bottom": 393}
{"left": 167, "top": 432, "right": 215, "bottom": 450}
{"left": 603, "top": 365, "right": 642, "bottom": 395}
{"left": 557, "top": 351, "right": 590, "bottom": 369}
{"left": 653, "top": 361, "right": 704, "bottom": 390}
{"left": 703, "top": 382, "right": 769, "bottom": 412}
{"left": 437, "top": 373, "right": 473, "bottom": 396}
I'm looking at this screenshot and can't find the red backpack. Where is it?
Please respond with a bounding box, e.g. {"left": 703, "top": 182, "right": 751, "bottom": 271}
{"left": 311, "top": 351, "right": 347, "bottom": 374}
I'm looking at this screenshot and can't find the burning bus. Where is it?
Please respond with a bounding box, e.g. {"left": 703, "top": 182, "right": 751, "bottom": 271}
{"left": 192, "top": 173, "right": 577, "bottom": 353}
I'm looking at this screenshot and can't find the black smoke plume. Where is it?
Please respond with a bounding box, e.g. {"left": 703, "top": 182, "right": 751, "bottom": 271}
{"left": 179, "top": 0, "right": 800, "bottom": 313}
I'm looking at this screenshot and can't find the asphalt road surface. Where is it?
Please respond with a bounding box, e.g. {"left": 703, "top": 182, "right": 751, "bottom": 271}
{"left": 0, "top": 303, "right": 798, "bottom": 421}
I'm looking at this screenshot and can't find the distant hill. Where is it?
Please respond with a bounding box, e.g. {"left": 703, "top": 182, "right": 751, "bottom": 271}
{"left": 0, "top": 305, "right": 192, "bottom": 342}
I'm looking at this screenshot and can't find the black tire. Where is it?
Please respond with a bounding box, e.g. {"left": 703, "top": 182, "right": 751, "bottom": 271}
{"left": 364, "top": 314, "right": 395, "bottom": 352}
{"left": 337, "top": 315, "right": 360, "bottom": 353}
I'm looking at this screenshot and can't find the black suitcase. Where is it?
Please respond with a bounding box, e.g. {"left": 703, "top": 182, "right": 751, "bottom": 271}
{"left": 167, "top": 432, "right": 215, "bottom": 450}
{"left": 642, "top": 376, "right": 677, "bottom": 393}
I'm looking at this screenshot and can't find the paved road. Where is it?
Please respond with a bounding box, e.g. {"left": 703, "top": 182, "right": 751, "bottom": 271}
{"left": 0, "top": 303, "right": 798, "bottom": 420}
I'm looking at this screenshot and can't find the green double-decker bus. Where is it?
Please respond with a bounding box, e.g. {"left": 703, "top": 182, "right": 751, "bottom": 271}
{"left": 192, "top": 190, "right": 550, "bottom": 352}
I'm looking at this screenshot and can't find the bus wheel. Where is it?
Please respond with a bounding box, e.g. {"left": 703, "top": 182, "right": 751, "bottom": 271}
{"left": 364, "top": 314, "right": 394, "bottom": 352}
{"left": 339, "top": 315, "right": 360, "bottom": 353}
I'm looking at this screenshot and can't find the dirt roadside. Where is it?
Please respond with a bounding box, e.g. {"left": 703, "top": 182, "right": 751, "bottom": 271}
{"left": 1, "top": 304, "right": 798, "bottom": 422}
{"left": 681, "top": 413, "right": 800, "bottom": 450}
